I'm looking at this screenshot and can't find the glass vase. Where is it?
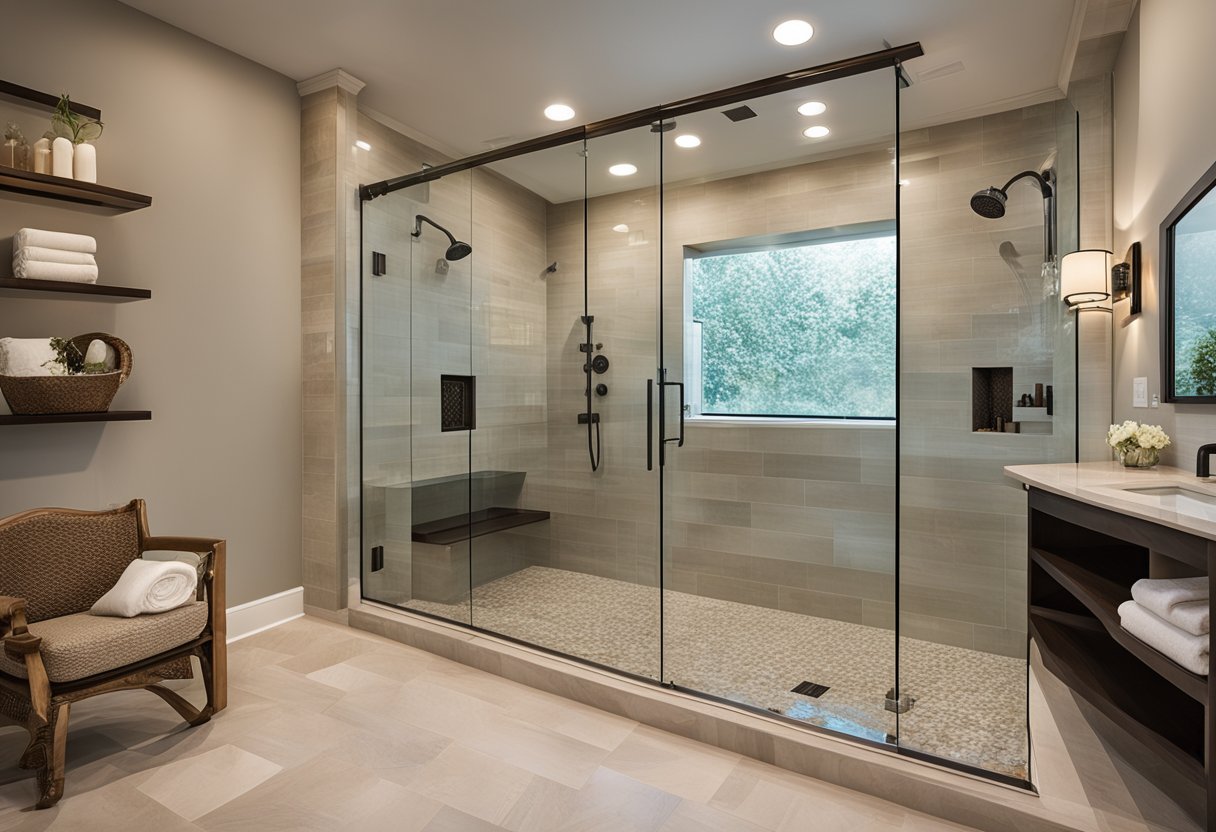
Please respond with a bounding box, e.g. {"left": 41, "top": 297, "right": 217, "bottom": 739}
{"left": 1118, "top": 446, "right": 1160, "bottom": 468}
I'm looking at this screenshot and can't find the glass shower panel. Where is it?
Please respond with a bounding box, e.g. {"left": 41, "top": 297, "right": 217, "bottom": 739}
{"left": 458, "top": 130, "right": 663, "bottom": 678}
{"left": 896, "top": 97, "right": 1080, "bottom": 780}
{"left": 659, "top": 70, "right": 899, "bottom": 744}
{"left": 361, "top": 170, "right": 475, "bottom": 625}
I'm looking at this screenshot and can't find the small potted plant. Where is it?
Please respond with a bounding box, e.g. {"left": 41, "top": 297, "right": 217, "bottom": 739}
{"left": 50, "top": 94, "right": 103, "bottom": 182}
{"left": 1106, "top": 420, "right": 1171, "bottom": 468}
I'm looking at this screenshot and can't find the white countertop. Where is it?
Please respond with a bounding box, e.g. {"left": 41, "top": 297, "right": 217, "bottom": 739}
{"left": 1004, "top": 461, "right": 1216, "bottom": 542}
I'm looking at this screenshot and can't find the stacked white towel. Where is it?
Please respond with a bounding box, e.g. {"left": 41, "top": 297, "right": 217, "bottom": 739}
{"left": 1118, "top": 576, "right": 1210, "bottom": 675}
{"left": 11, "top": 228, "right": 98, "bottom": 283}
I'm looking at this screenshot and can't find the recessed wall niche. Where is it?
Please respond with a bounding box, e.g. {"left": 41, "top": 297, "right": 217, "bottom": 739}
{"left": 972, "top": 367, "right": 1013, "bottom": 432}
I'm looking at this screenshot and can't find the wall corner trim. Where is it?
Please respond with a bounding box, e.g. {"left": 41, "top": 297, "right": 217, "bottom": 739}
{"left": 226, "top": 586, "right": 305, "bottom": 643}
{"left": 297, "top": 68, "right": 366, "bottom": 97}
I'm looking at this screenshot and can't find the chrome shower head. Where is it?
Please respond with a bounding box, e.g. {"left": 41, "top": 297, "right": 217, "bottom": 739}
{"left": 412, "top": 214, "right": 473, "bottom": 261}
{"left": 970, "top": 187, "right": 1008, "bottom": 219}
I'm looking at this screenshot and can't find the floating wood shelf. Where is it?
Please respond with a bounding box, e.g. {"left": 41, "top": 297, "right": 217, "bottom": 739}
{"left": 0, "top": 278, "right": 149, "bottom": 301}
{"left": 0, "top": 410, "right": 151, "bottom": 426}
{"left": 412, "top": 507, "right": 550, "bottom": 546}
{"left": 0, "top": 167, "right": 151, "bottom": 213}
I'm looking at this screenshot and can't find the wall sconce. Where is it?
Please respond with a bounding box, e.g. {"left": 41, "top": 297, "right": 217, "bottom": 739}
{"left": 1111, "top": 241, "right": 1142, "bottom": 314}
{"left": 1061, "top": 249, "right": 1111, "bottom": 308}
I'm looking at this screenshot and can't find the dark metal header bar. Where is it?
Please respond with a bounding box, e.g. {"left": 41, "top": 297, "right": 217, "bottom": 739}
{"left": 360, "top": 41, "right": 923, "bottom": 201}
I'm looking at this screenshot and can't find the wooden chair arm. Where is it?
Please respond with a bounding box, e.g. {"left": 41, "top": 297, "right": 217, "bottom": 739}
{"left": 0, "top": 596, "right": 50, "bottom": 723}
{"left": 142, "top": 536, "right": 224, "bottom": 554}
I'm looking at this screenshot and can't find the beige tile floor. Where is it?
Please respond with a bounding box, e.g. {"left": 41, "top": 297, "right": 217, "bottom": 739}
{"left": 0, "top": 616, "right": 982, "bottom": 832}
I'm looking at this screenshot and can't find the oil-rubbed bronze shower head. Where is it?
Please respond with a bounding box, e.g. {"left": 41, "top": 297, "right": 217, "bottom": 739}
{"left": 412, "top": 214, "right": 472, "bottom": 261}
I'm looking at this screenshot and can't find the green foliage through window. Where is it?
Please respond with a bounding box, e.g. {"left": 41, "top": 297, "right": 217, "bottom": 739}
{"left": 689, "top": 233, "right": 896, "bottom": 418}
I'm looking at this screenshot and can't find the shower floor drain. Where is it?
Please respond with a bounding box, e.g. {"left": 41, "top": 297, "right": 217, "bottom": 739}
{"left": 790, "top": 680, "right": 830, "bottom": 698}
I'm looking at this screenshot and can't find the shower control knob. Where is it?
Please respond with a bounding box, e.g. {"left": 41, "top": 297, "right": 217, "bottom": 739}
{"left": 591, "top": 355, "right": 610, "bottom": 374}
{"left": 595, "top": 383, "right": 608, "bottom": 396}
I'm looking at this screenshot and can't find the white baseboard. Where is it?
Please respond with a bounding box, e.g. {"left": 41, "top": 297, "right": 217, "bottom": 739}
{"left": 226, "top": 586, "right": 304, "bottom": 643}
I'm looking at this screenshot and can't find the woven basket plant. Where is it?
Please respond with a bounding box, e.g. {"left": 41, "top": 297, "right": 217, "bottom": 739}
{"left": 0, "top": 332, "right": 131, "bottom": 415}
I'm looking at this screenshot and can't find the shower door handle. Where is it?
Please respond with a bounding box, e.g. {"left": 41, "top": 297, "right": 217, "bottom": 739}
{"left": 646, "top": 379, "right": 654, "bottom": 471}
{"left": 661, "top": 380, "right": 685, "bottom": 448}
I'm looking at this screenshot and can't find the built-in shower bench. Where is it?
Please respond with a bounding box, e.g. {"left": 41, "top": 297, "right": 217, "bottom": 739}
{"left": 411, "top": 506, "right": 550, "bottom": 545}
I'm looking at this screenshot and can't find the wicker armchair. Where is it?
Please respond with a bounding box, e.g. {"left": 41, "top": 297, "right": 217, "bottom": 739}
{"left": 0, "top": 500, "right": 226, "bottom": 809}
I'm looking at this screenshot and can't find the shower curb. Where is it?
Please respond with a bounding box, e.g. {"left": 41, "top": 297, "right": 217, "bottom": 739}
{"left": 348, "top": 603, "right": 1095, "bottom": 832}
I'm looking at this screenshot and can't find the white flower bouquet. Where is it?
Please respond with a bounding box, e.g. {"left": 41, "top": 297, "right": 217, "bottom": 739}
{"left": 1106, "top": 420, "right": 1170, "bottom": 467}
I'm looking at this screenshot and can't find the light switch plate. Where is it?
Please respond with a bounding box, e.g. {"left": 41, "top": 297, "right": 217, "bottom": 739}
{"left": 1133, "top": 377, "right": 1148, "bottom": 408}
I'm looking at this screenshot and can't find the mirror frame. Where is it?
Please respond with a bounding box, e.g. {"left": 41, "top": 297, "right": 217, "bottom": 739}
{"left": 1162, "top": 157, "right": 1216, "bottom": 403}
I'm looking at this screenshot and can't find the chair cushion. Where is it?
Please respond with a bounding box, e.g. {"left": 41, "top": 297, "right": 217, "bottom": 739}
{"left": 0, "top": 602, "right": 209, "bottom": 683}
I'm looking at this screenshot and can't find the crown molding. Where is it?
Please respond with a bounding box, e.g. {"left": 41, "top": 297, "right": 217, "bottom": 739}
{"left": 297, "top": 68, "right": 366, "bottom": 97}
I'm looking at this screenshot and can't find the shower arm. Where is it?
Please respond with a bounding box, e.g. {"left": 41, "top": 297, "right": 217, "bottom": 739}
{"left": 412, "top": 215, "right": 458, "bottom": 246}
{"left": 1001, "top": 170, "right": 1058, "bottom": 261}
{"left": 999, "top": 170, "right": 1054, "bottom": 199}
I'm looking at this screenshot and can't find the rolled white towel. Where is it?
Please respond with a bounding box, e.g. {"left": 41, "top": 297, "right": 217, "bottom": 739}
{"left": 0, "top": 337, "right": 61, "bottom": 377}
{"left": 1118, "top": 599, "right": 1209, "bottom": 675}
{"left": 12, "top": 261, "right": 98, "bottom": 283}
{"left": 13, "top": 246, "right": 97, "bottom": 267}
{"left": 90, "top": 559, "right": 199, "bottom": 618}
{"left": 13, "top": 228, "right": 97, "bottom": 254}
{"left": 1131, "top": 576, "right": 1208, "bottom": 619}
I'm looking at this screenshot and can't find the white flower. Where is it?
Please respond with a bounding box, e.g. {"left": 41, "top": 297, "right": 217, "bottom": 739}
{"left": 1107, "top": 421, "right": 1170, "bottom": 452}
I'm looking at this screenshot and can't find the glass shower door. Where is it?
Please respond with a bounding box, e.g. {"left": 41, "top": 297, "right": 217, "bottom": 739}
{"left": 658, "top": 69, "right": 900, "bottom": 745}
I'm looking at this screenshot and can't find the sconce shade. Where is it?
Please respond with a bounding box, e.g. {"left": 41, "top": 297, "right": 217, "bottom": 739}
{"left": 1061, "top": 249, "right": 1112, "bottom": 306}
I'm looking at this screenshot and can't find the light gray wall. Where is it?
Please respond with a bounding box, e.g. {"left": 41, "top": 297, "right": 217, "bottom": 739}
{"left": 0, "top": 0, "right": 302, "bottom": 606}
{"left": 1112, "top": 0, "right": 1216, "bottom": 464}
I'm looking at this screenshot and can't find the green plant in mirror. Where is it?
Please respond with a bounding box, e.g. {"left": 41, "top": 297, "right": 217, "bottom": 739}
{"left": 1189, "top": 328, "right": 1216, "bottom": 396}
{"left": 50, "top": 94, "right": 103, "bottom": 144}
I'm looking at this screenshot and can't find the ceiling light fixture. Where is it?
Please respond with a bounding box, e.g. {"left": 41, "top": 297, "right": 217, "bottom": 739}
{"left": 609, "top": 163, "right": 637, "bottom": 176}
{"left": 544, "top": 103, "right": 575, "bottom": 122}
{"left": 797, "top": 101, "right": 826, "bottom": 117}
{"left": 898, "top": 179, "right": 911, "bottom": 187}
{"left": 355, "top": 140, "right": 371, "bottom": 151}
{"left": 612, "top": 224, "right": 630, "bottom": 233}
{"left": 674, "top": 134, "right": 701, "bottom": 148}
{"left": 773, "top": 19, "right": 814, "bottom": 46}
{"left": 803, "top": 125, "right": 830, "bottom": 139}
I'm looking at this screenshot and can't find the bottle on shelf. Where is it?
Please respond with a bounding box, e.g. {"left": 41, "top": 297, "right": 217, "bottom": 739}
{"left": 32, "top": 133, "right": 51, "bottom": 174}
{"left": 73, "top": 142, "right": 96, "bottom": 183}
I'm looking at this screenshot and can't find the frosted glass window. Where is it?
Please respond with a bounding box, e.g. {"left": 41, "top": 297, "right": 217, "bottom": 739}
{"left": 688, "top": 230, "right": 895, "bottom": 418}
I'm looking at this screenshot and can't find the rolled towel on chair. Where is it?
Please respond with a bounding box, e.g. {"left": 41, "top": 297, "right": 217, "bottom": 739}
{"left": 12, "top": 260, "right": 99, "bottom": 283}
{"left": 13, "top": 246, "right": 97, "bottom": 267}
{"left": 13, "top": 228, "right": 97, "bottom": 254}
{"left": 1118, "top": 599, "right": 1209, "bottom": 675}
{"left": 90, "top": 559, "right": 199, "bottom": 618}
{"left": 1131, "top": 576, "right": 1208, "bottom": 620}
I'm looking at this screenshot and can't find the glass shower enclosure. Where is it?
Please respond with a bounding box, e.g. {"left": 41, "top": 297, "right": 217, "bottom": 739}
{"left": 359, "top": 44, "right": 1079, "bottom": 784}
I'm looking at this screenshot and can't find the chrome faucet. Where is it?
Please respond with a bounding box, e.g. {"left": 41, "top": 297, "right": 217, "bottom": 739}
{"left": 1197, "top": 444, "right": 1216, "bottom": 478}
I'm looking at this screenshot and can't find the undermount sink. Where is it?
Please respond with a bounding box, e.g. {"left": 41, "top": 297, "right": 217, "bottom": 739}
{"left": 1117, "top": 484, "right": 1216, "bottom": 518}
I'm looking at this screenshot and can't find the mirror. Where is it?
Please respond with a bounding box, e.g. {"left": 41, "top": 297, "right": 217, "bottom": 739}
{"left": 1163, "top": 159, "right": 1216, "bottom": 402}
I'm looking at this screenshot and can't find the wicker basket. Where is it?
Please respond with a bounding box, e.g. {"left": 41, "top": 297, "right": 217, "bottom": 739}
{"left": 0, "top": 333, "right": 132, "bottom": 415}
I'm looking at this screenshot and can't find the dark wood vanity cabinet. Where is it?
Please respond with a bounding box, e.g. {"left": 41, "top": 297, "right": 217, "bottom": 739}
{"left": 1026, "top": 487, "right": 1215, "bottom": 830}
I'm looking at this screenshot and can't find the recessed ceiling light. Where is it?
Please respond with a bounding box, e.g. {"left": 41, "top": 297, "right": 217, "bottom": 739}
{"left": 674, "top": 134, "right": 701, "bottom": 149}
{"left": 612, "top": 224, "right": 630, "bottom": 233}
{"left": 898, "top": 179, "right": 911, "bottom": 186}
{"left": 797, "top": 101, "right": 826, "bottom": 117}
{"left": 803, "top": 125, "right": 830, "bottom": 139}
{"left": 773, "top": 19, "right": 813, "bottom": 46}
{"left": 354, "top": 140, "right": 371, "bottom": 151}
{"left": 609, "top": 163, "right": 637, "bottom": 176}
{"left": 544, "top": 103, "right": 575, "bottom": 122}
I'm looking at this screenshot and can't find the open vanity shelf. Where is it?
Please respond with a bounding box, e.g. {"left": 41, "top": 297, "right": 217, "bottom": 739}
{"left": 0, "top": 411, "right": 151, "bottom": 426}
{"left": 0, "top": 167, "right": 151, "bottom": 213}
{"left": 1025, "top": 486, "right": 1213, "bottom": 826}
{"left": 0, "top": 277, "right": 149, "bottom": 301}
